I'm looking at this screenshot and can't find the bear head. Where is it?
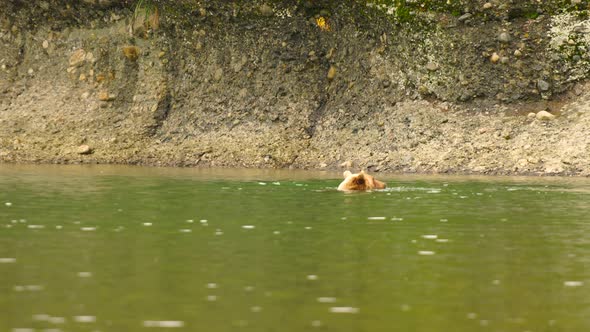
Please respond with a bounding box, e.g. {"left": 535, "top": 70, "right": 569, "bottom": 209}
{"left": 337, "top": 170, "right": 387, "bottom": 191}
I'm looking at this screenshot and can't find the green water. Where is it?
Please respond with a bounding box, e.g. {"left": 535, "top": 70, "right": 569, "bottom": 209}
{"left": 1, "top": 165, "right": 589, "bottom": 332}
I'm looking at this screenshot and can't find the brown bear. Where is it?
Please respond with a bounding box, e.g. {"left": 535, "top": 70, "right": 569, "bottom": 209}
{"left": 337, "top": 170, "right": 387, "bottom": 191}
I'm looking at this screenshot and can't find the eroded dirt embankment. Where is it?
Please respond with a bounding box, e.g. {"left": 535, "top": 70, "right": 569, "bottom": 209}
{"left": 0, "top": 1, "right": 589, "bottom": 176}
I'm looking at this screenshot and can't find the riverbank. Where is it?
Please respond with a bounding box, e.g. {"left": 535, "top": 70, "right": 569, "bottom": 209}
{"left": 1, "top": 1, "right": 589, "bottom": 176}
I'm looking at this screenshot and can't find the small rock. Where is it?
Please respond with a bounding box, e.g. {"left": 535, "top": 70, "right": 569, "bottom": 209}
{"left": 537, "top": 79, "right": 550, "bottom": 92}
{"left": 213, "top": 68, "right": 223, "bottom": 81}
{"left": 259, "top": 4, "right": 273, "bottom": 17}
{"left": 27, "top": 68, "right": 34, "bottom": 75}
{"left": 319, "top": 163, "right": 328, "bottom": 168}
{"left": 498, "top": 32, "right": 511, "bottom": 43}
{"left": 122, "top": 46, "right": 140, "bottom": 61}
{"left": 527, "top": 112, "right": 536, "bottom": 119}
{"left": 514, "top": 49, "right": 522, "bottom": 57}
{"left": 69, "top": 49, "right": 87, "bottom": 67}
{"left": 426, "top": 62, "right": 439, "bottom": 72}
{"left": 327, "top": 65, "right": 337, "bottom": 81}
{"left": 458, "top": 13, "right": 472, "bottom": 22}
{"left": 483, "top": 3, "right": 493, "bottom": 9}
{"left": 77, "top": 145, "right": 93, "bottom": 155}
{"left": 42, "top": 40, "right": 49, "bottom": 49}
{"left": 536, "top": 110, "right": 555, "bottom": 121}
{"left": 340, "top": 160, "right": 352, "bottom": 168}
{"left": 490, "top": 52, "right": 500, "bottom": 63}
{"left": 98, "top": 90, "right": 115, "bottom": 101}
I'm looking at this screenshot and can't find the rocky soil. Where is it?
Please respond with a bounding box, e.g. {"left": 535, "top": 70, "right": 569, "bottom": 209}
{"left": 0, "top": 0, "right": 589, "bottom": 176}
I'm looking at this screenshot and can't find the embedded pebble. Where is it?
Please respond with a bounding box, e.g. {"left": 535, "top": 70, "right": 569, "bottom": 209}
{"left": 436, "top": 239, "right": 449, "bottom": 243}
{"left": 329, "top": 307, "right": 359, "bottom": 314}
{"left": 77, "top": 144, "right": 93, "bottom": 155}
{"left": 536, "top": 110, "right": 555, "bottom": 121}
{"left": 207, "top": 283, "right": 218, "bottom": 289}
{"left": 143, "top": 321, "right": 184, "bottom": 328}
{"left": 242, "top": 225, "right": 255, "bottom": 229}
{"left": 422, "top": 235, "right": 438, "bottom": 239}
{"left": 498, "top": 32, "right": 511, "bottom": 43}
{"left": 81, "top": 227, "right": 96, "bottom": 231}
{"left": 250, "top": 306, "right": 262, "bottom": 312}
{"left": 206, "top": 295, "right": 218, "bottom": 301}
{"left": 490, "top": 52, "right": 500, "bottom": 63}
{"left": 537, "top": 79, "right": 550, "bottom": 92}
{"left": 143, "top": 222, "right": 152, "bottom": 226}
{"left": 564, "top": 281, "right": 584, "bottom": 287}
{"left": 78, "top": 272, "right": 92, "bottom": 278}
{"left": 5, "top": 202, "right": 12, "bottom": 206}
{"left": 179, "top": 229, "right": 192, "bottom": 233}
{"left": 307, "top": 275, "right": 318, "bottom": 280}
{"left": 391, "top": 217, "right": 404, "bottom": 221}
{"left": 186, "top": 219, "right": 194, "bottom": 223}
{"left": 367, "top": 217, "right": 386, "bottom": 220}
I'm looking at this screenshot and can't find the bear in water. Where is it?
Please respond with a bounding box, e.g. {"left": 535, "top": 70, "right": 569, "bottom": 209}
{"left": 337, "top": 170, "right": 386, "bottom": 191}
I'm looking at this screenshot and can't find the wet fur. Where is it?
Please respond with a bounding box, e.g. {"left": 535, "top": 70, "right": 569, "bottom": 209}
{"left": 338, "top": 170, "right": 386, "bottom": 191}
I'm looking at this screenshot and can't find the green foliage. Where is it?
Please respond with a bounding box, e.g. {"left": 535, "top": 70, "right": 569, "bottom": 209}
{"left": 364, "top": 0, "right": 589, "bottom": 23}
{"left": 134, "top": 0, "right": 158, "bottom": 20}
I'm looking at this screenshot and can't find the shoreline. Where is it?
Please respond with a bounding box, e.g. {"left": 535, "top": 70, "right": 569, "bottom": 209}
{"left": 1, "top": 1, "right": 589, "bottom": 177}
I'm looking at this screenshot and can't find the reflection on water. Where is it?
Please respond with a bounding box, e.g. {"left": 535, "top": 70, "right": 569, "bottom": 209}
{"left": 1, "top": 165, "right": 590, "bottom": 332}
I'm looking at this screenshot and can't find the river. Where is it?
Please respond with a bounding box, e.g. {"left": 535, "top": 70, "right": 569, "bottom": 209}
{"left": 1, "top": 165, "right": 589, "bottom": 332}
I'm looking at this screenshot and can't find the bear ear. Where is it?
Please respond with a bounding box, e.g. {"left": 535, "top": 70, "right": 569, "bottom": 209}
{"left": 343, "top": 170, "right": 352, "bottom": 178}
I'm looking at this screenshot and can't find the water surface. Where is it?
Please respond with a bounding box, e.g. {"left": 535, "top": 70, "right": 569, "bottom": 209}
{"left": 1, "top": 165, "right": 589, "bottom": 332}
